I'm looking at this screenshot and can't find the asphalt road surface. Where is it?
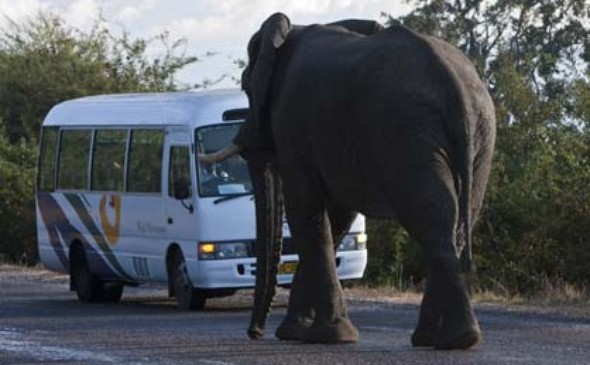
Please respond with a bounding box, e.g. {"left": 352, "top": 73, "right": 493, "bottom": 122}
{"left": 1, "top": 266, "right": 590, "bottom": 365}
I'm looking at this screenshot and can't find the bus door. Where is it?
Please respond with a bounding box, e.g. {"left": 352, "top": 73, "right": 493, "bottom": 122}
{"left": 163, "top": 129, "right": 198, "bottom": 249}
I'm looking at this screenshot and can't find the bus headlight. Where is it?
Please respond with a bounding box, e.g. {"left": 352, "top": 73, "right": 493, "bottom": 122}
{"left": 199, "top": 242, "right": 251, "bottom": 260}
{"left": 338, "top": 233, "right": 367, "bottom": 251}
{"left": 356, "top": 233, "right": 367, "bottom": 250}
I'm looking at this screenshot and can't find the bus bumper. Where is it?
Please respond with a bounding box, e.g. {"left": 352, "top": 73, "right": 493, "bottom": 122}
{"left": 187, "top": 249, "right": 367, "bottom": 289}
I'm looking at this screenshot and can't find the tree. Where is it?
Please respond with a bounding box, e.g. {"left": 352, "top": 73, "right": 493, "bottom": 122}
{"left": 0, "top": 13, "right": 198, "bottom": 263}
{"left": 375, "top": 0, "right": 590, "bottom": 293}
{"left": 0, "top": 122, "right": 36, "bottom": 263}
{"left": 0, "top": 13, "right": 198, "bottom": 142}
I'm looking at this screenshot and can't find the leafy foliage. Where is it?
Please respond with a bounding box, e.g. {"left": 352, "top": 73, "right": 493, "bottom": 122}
{"left": 0, "top": 14, "right": 197, "bottom": 142}
{"left": 368, "top": 0, "right": 590, "bottom": 294}
{"left": 363, "top": 223, "right": 427, "bottom": 291}
{"left": 0, "top": 13, "right": 197, "bottom": 263}
{"left": 0, "top": 123, "right": 36, "bottom": 263}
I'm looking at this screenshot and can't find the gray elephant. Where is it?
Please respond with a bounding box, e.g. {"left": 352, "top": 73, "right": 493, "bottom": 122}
{"left": 202, "top": 13, "right": 496, "bottom": 350}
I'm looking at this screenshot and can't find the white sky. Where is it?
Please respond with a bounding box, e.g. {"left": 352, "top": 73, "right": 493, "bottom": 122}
{"left": 0, "top": 0, "right": 412, "bottom": 88}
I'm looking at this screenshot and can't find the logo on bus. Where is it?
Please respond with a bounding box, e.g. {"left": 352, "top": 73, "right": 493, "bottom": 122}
{"left": 99, "top": 194, "right": 121, "bottom": 245}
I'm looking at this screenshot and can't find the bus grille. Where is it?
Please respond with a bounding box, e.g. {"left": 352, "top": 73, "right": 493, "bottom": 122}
{"left": 251, "top": 238, "right": 297, "bottom": 256}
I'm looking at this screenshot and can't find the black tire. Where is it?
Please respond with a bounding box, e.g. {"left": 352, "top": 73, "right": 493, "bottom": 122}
{"left": 71, "top": 246, "right": 124, "bottom": 303}
{"left": 172, "top": 250, "right": 206, "bottom": 310}
{"left": 71, "top": 247, "right": 102, "bottom": 303}
{"left": 100, "top": 282, "right": 124, "bottom": 303}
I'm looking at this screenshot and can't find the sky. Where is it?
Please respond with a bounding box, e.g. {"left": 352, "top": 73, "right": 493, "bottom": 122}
{"left": 0, "top": 0, "right": 412, "bottom": 89}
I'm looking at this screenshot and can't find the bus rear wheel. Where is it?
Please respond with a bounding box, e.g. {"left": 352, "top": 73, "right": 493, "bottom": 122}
{"left": 100, "top": 282, "right": 124, "bottom": 303}
{"left": 71, "top": 246, "right": 124, "bottom": 303}
{"left": 172, "top": 250, "right": 206, "bottom": 310}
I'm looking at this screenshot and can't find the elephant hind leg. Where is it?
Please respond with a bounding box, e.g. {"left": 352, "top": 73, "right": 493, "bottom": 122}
{"left": 390, "top": 161, "right": 480, "bottom": 349}
{"left": 411, "top": 273, "right": 442, "bottom": 347}
{"left": 409, "top": 243, "right": 480, "bottom": 349}
{"left": 428, "top": 250, "right": 481, "bottom": 350}
{"left": 410, "top": 234, "right": 481, "bottom": 350}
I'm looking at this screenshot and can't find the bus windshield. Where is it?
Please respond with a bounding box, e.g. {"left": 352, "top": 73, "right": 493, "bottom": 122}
{"left": 195, "top": 124, "right": 252, "bottom": 197}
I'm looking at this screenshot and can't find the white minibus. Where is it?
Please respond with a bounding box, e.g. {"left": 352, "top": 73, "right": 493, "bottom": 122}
{"left": 36, "top": 89, "right": 368, "bottom": 309}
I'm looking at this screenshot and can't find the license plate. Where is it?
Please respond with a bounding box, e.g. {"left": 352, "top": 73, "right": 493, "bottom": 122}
{"left": 278, "top": 261, "right": 298, "bottom": 275}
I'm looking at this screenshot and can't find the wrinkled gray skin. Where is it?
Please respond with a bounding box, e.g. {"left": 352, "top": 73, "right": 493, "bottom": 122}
{"left": 237, "top": 13, "right": 496, "bottom": 350}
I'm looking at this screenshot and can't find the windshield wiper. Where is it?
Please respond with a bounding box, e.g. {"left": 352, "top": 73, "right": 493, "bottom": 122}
{"left": 213, "top": 193, "right": 253, "bottom": 205}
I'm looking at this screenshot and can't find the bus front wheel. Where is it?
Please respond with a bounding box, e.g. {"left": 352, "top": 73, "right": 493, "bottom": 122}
{"left": 172, "top": 250, "right": 206, "bottom": 310}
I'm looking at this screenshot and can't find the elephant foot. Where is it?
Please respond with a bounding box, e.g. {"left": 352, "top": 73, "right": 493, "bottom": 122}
{"left": 275, "top": 317, "right": 313, "bottom": 341}
{"left": 411, "top": 314, "right": 441, "bottom": 347}
{"left": 304, "top": 318, "right": 359, "bottom": 344}
{"left": 411, "top": 327, "right": 436, "bottom": 347}
{"left": 247, "top": 326, "right": 264, "bottom": 340}
{"left": 434, "top": 320, "right": 481, "bottom": 350}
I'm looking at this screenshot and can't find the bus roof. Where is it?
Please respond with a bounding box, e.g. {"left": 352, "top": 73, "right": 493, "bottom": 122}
{"left": 42, "top": 89, "right": 248, "bottom": 128}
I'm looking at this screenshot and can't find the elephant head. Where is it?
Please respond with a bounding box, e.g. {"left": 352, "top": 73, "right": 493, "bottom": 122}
{"left": 240, "top": 13, "right": 291, "bottom": 147}
{"left": 235, "top": 13, "right": 291, "bottom": 340}
{"left": 196, "top": 15, "right": 292, "bottom": 339}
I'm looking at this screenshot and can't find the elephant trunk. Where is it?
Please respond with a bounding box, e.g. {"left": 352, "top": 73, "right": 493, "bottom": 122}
{"left": 198, "top": 143, "right": 242, "bottom": 164}
{"left": 245, "top": 152, "right": 284, "bottom": 339}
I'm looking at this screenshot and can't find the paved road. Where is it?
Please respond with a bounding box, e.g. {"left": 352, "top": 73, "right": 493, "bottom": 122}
{"left": 1, "top": 266, "right": 590, "bottom": 365}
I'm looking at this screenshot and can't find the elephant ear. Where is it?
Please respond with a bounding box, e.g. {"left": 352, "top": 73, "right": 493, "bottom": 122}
{"left": 243, "top": 13, "right": 291, "bottom": 132}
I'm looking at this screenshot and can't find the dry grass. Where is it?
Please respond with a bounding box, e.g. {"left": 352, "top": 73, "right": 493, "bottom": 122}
{"left": 472, "top": 278, "right": 590, "bottom": 318}
{"left": 0, "top": 263, "right": 69, "bottom": 283}
{"left": 344, "top": 285, "right": 422, "bottom": 305}
{"left": 343, "top": 279, "right": 590, "bottom": 318}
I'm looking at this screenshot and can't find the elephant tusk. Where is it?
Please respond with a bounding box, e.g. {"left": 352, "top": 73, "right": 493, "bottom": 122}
{"left": 198, "top": 143, "right": 242, "bottom": 164}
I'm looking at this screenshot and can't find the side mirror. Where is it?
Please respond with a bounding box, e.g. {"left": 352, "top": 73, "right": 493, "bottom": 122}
{"left": 173, "top": 178, "right": 191, "bottom": 200}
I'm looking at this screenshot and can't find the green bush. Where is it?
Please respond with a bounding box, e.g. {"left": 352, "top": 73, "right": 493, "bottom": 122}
{"left": 362, "top": 220, "right": 426, "bottom": 290}
{"left": 366, "top": 0, "right": 590, "bottom": 296}
{"left": 0, "top": 14, "right": 197, "bottom": 143}
{"left": 0, "top": 13, "right": 197, "bottom": 264}
{"left": 0, "top": 127, "right": 36, "bottom": 263}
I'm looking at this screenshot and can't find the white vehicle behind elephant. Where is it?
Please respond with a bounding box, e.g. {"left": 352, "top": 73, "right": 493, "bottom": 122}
{"left": 35, "top": 89, "right": 367, "bottom": 309}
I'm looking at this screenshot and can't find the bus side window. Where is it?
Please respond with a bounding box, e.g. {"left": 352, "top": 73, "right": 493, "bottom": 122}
{"left": 127, "top": 129, "right": 164, "bottom": 193}
{"left": 91, "top": 129, "right": 127, "bottom": 192}
{"left": 57, "top": 129, "right": 92, "bottom": 190}
{"left": 37, "top": 127, "right": 59, "bottom": 192}
{"left": 168, "top": 146, "right": 192, "bottom": 198}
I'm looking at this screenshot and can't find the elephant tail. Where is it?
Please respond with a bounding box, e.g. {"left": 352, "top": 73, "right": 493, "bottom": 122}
{"left": 444, "top": 72, "right": 474, "bottom": 283}
{"left": 458, "top": 140, "right": 475, "bottom": 285}
{"left": 451, "top": 73, "right": 475, "bottom": 287}
{"left": 246, "top": 153, "right": 284, "bottom": 339}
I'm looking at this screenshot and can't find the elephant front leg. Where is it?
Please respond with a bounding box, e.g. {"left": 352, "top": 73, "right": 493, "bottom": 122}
{"left": 276, "top": 167, "right": 358, "bottom": 343}
{"left": 276, "top": 210, "right": 358, "bottom": 343}
{"left": 275, "top": 263, "right": 315, "bottom": 341}
{"left": 303, "top": 227, "right": 359, "bottom": 344}
{"left": 276, "top": 203, "right": 357, "bottom": 341}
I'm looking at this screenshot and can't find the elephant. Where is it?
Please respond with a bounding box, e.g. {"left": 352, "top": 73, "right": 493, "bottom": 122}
{"left": 201, "top": 13, "right": 496, "bottom": 350}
